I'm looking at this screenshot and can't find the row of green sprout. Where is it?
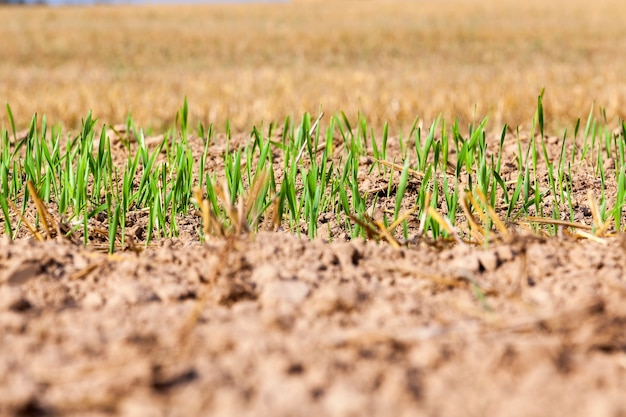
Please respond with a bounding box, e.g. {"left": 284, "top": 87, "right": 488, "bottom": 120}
{"left": 1, "top": 94, "right": 625, "bottom": 252}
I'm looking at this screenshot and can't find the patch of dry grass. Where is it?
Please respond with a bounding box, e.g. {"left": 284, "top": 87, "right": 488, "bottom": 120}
{"left": 1, "top": 0, "right": 625, "bottom": 132}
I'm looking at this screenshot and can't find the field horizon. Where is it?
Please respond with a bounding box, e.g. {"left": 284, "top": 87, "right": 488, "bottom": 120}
{"left": 2, "top": 0, "right": 626, "bottom": 134}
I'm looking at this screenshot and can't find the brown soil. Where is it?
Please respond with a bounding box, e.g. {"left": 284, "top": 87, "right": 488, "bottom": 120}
{"left": 2, "top": 127, "right": 626, "bottom": 416}
{"left": 2, "top": 231, "right": 626, "bottom": 417}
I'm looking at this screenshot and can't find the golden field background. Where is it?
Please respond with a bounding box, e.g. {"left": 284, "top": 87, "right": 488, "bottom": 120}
{"left": 1, "top": 0, "right": 625, "bottom": 133}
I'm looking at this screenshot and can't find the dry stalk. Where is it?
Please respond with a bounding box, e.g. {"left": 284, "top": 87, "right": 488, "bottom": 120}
{"left": 6, "top": 198, "right": 44, "bottom": 241}
{"left": 427, "top": 207, "right": 464, "bottom": 245}
{"left": 459, "top": 192, "right": 485, "bottom": 243}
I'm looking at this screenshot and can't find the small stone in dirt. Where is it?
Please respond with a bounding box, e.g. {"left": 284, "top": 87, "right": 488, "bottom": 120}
{"left": 154, "top": 283, "right": 195, "bottom": 303}
{"left": 261, "top": 281, "right": 310, "bottom": 308}
{"left": 333, "top": 243, "right": 362, "bottom": 271}
{"left": 477, "top": 251, "right": 498, "bottom": 272}
{"left": 83, "top": 292, "right": 104, "bottom": 309}
{"left": 251, "top": 265, "right": 280, "bottom": 286}
{"left": 117, "top": 281, "right": 161, "bottom": 305}
{"left": 496, "top": 245, "right": 514, "bottom": 262}
{"left": 446, "top": 248, "right": 480, "bottom": 273}
{"left": 312, "top": 283, "right": 362, "bottom": 314}
{"left": 296, "top": 267, "right": 320, "bottom": 283}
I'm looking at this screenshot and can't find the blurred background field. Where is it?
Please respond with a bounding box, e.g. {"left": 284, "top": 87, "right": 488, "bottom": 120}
{"left": 1, "top": 0, "right": 625, "bottom": 133}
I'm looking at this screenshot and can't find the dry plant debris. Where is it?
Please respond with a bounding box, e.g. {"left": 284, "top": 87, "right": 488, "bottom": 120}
{"left": 2, "top": 0, "right": 626, "bottom": 415}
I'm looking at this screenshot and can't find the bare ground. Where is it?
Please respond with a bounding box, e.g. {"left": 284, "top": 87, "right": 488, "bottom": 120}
{"left": 1, "top": 229, "right": 626, "bottom": 416}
